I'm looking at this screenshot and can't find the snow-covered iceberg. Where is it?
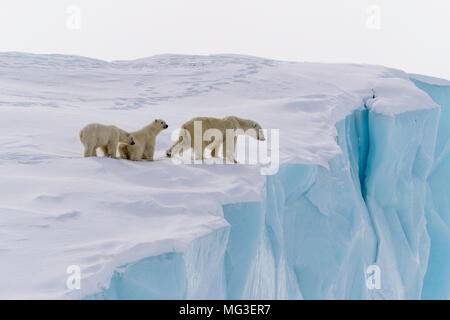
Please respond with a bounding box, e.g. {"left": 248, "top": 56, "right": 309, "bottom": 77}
{"left": 0, "top": 53, "right": 447, "bottom": 299}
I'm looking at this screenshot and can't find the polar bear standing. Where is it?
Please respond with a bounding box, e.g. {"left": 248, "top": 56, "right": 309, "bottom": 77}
{"left": 118, "top": 119, "right": 168, "bottom": 161}
{"left": 166, "top": 116, "right": 265, "bottom": 162}
{"left": 79, "top": 123, "right": 135, "bottom": 158}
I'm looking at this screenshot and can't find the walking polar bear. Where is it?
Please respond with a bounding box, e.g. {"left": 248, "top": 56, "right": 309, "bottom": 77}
{"left": 118, "top": 119, "right": 169, "bottom": 161}
{"left": 79, "top": 123, "right": 135, "bottom": 158}
{"left": 166, "top": 116, "right": 265, "bottom": 163}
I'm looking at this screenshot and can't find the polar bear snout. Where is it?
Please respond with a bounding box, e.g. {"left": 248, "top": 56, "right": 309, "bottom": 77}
{"left": 163, "top": 124, "right": 169, "bottom": 129}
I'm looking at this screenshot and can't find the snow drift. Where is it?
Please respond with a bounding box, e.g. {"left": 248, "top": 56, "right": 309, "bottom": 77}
{"left": 0, "top": 52, "right": 448, "bottom": 299}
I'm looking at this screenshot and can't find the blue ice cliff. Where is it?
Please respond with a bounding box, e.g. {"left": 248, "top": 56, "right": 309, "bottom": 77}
{"left": 0, "top": 53, "right": 448, "bottom": 299}
{"left": 91, "top": 76, "right": 449, "bottom": 300}
{"left": 411, "top": 76, "right": 450, "bottom": 299}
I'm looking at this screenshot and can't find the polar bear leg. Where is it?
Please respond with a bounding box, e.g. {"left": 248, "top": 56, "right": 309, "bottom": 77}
{"left": 209, "top": 137, "right": 220, "bottom": 158}
{"left": 107, "top": 140, "right": 118, "bottom": 158}
{"left": 194, "top": 141, "right": 210, "bottom": 160}
{"left": 192, "top": 143, "right": 203, "bottom": 160}
{"left": 208, "top": 138, "right": 222, "bottom": 159}
{"left": 143, "top": 145, "right": 155, "bottom": 161}
{"left": 127, "top": 144, "right": 142, "bottom": 161}
{"left": 84, "top": 144, "right": 96, "bottom": 157}
{"left": 100, "top": 146, "right": 108, "bottom": 157}
{"left": 118, "top": 144, "right": 130, "bottom": 159}
{"left": 222, "top": 137, "right": 237, "bottom": 163}
{"left": 233, "top": 136, "right": 238, "bottom": 163}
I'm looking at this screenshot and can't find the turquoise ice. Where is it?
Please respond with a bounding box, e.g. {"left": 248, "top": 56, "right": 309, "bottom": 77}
{"left": 98, "top": 76, "right": 449, "bottom": 300}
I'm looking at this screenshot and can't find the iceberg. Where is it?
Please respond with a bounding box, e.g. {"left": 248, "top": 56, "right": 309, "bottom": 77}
{"left": 410, "top": 75, "right": 450, "bottom": 299}
{"left": 0, "top": 52, "right": 447, "bottom": 299}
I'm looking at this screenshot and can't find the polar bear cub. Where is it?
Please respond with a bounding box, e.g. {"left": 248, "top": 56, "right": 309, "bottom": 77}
{"left": 166, "top": 116, "right": 265, "bottom": 162}
{"left": 79, "top": 123, "right": 135, "bottom": 158}
{"left": 118, "top": 119, "right": 168, "bottom": 161}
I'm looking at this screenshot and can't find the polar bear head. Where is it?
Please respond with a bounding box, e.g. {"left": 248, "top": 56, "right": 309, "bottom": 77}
{"left": 125, "top": 132, "right": 135, "bottom": 145}
{"left": 251, "top": 122, "right": 265, "bottom": 141}
{"left": 154, "top": 119, "right": 169, "bottom": 130}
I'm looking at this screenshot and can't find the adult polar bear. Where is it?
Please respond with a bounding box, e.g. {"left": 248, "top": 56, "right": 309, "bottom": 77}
{"left": 118, "top": 119, "right": 168, "bottom": 161}
{"left": 79, "top": 123, "right": 135, "bottom": 158}
{"left": 166, "top": 116, "right": 265, "bottom": 163}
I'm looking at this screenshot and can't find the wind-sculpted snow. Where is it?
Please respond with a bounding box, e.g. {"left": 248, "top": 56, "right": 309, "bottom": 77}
{"left": 0, "top": 52, "right": 447, "bottom": 299}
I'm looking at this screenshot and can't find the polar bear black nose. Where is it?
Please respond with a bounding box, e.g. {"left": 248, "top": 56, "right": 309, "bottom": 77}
{"left": 164, "top": 125, "right": 168, "bottom": 129}
{"left": 131, "top": 141, "right": 135, "bottom": 145}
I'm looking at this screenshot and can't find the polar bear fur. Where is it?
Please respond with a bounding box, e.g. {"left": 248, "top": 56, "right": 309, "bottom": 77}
{"left": 79, "top": 123, "right": 135, "bottom": 158}
{"left": 118, "top": 119, "right": 168, "bottom": 161}
{"left": 166, "top": 116, "right": 265, "bottom": 162}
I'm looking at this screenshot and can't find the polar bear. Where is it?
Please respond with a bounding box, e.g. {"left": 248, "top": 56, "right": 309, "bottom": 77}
{"left": 166, "top": 116, "right": 265, "bottom": 162}
{"left": 118, "top": 119, "right": 168, "bottom": 161}
{"left": 79, "top": 123, "right": 135, "bottom": 158}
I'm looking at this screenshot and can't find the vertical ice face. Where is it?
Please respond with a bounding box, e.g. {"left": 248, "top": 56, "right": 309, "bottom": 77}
{"left": 89, "top": 226, "right": 230, "bottom": 299}
{"left": 89, "top": 85, "right": 446, "bottom": 300}
{"left": 362, "top": 109, "right": 439, "bottom": 299}
{"left": 222, "top": 106, "right": 441, "bottom": 299}
{"left": 411, "top": 78, "right": 450, "bottom": 299}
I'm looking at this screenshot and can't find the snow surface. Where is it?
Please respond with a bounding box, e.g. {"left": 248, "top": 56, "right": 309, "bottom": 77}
{"left": 0, "top": 52, "right": 446, "bottom": 299}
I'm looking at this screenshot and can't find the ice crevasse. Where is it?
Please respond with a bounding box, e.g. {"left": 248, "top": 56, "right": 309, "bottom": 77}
{"left": 91, "top": 76, "right": 449, "bottom": 299}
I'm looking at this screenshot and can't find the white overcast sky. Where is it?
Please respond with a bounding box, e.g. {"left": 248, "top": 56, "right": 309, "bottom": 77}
{"left": 0, "top": 0, "right": 449, "bottom": 79}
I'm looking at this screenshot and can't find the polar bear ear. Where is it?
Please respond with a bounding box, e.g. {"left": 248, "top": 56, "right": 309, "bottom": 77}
{"left": 155, "top": 119, "right": 158, "bottom": 123}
